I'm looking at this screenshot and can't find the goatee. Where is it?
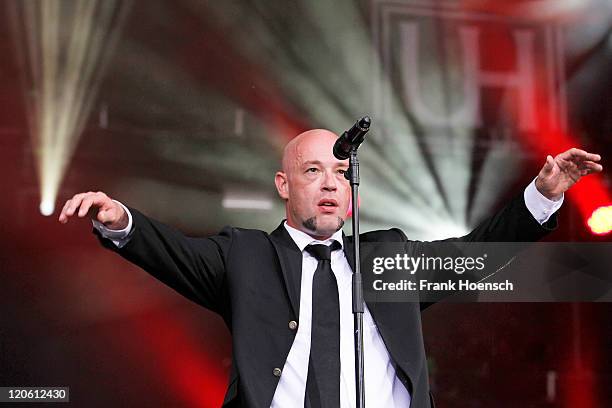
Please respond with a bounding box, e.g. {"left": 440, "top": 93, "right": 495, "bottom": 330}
{"left": 303, "top": 216, "right": 344, "bottom": 234}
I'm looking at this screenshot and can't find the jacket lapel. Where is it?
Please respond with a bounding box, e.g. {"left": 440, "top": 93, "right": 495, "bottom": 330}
{"left": 269, "top": 225, "right": 378, "bottom": 319}
{"left": 269, "top": 221, "right": 303, "bottom": 318}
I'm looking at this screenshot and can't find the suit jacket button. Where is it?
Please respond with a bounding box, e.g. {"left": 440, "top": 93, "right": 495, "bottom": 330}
{"left": 273, "top": 367, "right": 282, "bottom": 377}
{"left": 288, "top": 320, "right": 298, "bottom": 330}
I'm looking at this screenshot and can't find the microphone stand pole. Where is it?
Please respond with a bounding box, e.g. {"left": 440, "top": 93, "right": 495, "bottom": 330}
{"left": 346, "top": 147, "right": 365, "bottom": 408}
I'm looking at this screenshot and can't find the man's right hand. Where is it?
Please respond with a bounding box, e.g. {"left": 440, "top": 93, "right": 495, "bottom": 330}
{"left": 58, "top": 191, "right": 128, "bottom": 230}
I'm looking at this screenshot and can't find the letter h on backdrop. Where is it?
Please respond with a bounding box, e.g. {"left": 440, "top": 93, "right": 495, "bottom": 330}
{"left": 370, "top": 0, "right": 567, "bottom": 141}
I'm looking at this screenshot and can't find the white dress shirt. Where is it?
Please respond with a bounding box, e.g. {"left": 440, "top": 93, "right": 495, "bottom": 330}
{"left": 95, "top": 180, "right": 563, "bottom": 407}
{"left": 270, "top": 223, "right": 411, "bottom": 407}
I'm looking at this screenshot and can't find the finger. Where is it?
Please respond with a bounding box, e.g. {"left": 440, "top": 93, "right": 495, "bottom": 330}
{"left": 568, "top": 149, "right": 602, "bottom": 164}
{"left": 569, "top": 148, "right": 588, "bottom": 159}
{"left": 97, "top": 208, "right": 110, "bottom": 224}
{"left": 98, "top": 199, "right": 123, "bottom": 225}
{"left": 584, "top": 152, "right": 601, "bottom": 162}
{"left": 93, "top": 192, "right": 111, "bottom": 209}
{"left": 541, "top": 155, "right": 555, "bottom": 175}
{"left": 66, "top": 193, "right": 86, "bottom": 216}
{"left": 58, "top": 200, "right": 72, "bottom": 223}
{"left": 557, "top": 148, "right": 588, "bottom": 163}
{"left": 586, "top": 168, "right": 601, "bottom": 175}
{"left": 78, "top": 197, "right": 94, "bottom": 217}
{"left": 555, "top": 149, "right": 576, "bottom": 161}
{"left": 88, "top": 192, "right": 113, "bottom": 220}
{"left": 579, "top": 161, "right": 604, "bottom": 172}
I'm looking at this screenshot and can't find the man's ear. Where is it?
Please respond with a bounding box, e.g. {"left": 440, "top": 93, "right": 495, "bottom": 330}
{"left": 275, "top": 171, "right": 289, "bottom": 200}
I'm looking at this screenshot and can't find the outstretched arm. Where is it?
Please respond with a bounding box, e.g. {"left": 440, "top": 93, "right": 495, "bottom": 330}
{"left": 456, "top": 147, "right": 603, "bottom": 242}
{"left": 58, "top": 191, "right": 231, "bottom": 316}
{"left": 417, "top": 147, "right": 603, "bottom": 307}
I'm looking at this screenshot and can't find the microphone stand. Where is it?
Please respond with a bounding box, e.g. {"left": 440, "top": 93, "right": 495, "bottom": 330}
{"left": 345, "top": 147, "right": 365, "bottom": 408}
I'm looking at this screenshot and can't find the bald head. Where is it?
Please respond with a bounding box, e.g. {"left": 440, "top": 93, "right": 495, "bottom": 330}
{"left": 281, "top": 129, "right": 339, "bottom": 175}
{"left": 274, "top": 128, "right": 350, "bottom": 239}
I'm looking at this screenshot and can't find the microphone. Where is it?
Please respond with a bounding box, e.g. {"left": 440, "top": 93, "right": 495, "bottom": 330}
{"left": 333, "top": 116, "right": 371, "bottom": 160}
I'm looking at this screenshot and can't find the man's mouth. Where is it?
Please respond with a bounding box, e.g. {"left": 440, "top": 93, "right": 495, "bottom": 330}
{"left": 318, "top": 199, "right": 338, "bottom": 213}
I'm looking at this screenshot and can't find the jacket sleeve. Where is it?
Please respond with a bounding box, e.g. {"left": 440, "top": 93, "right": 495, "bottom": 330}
{"left": 94, "top": 206, "right": 232, "bottom": 317}
{"left": 395, "top": 193, "right": 559, "bottom": 309}
{"left": 443, "top": 192, "right": 558, "bottom": 243}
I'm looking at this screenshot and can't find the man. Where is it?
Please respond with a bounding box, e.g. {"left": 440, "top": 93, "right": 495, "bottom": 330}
{"left": 58, "top": 129, "right": 602, "bottom": 407}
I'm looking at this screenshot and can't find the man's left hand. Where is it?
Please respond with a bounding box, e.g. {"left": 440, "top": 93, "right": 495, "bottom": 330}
{"left": 535, "top": 148, "right": 603, "bottom": 200}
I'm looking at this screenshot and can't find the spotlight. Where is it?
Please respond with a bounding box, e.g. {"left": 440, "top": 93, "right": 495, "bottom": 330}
{"left": 587, "top": 205, "right": 612, "bottom": 235}
{"left": 9, "top": 0, "right": 130, "bottom": 219}
{"left": 39, "top": 199, "right": 55, "bottom": 216}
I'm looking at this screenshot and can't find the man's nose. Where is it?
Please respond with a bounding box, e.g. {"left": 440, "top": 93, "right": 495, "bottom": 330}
{"left": 322, "top": 171, "right": 337, "bottom": 191}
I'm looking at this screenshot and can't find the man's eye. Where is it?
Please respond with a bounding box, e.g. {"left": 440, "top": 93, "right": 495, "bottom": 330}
{"left": 306, "top": 168, "right": 318, "bottom": 173}
{"left": 337, "top": 169, "right": 347, "bottom": 175}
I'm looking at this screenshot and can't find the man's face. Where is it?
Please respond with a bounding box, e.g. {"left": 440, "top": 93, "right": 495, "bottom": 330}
{"left": 275, "top": 130, "right": 350, "bottom": 240}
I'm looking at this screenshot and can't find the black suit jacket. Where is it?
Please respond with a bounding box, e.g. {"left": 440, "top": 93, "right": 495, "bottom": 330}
{"left": 96, "top": 193, "right": 556, "bottom": 408}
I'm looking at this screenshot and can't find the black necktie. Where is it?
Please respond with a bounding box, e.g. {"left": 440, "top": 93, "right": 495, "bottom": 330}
{"left": 304, "top": 241, "right": 342, "bottom": 408}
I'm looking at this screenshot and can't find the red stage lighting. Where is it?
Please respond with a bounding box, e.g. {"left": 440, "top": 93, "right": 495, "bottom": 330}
{"left": 587, "top": 205, "right": 612, "bottom": 235}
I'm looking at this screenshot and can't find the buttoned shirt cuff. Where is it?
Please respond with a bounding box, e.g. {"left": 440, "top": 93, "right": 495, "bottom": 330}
{"left": 523, "top": 178, "right": 564, "bottom": 225}
{"left": 92, "top": 200, "right": 133, "bottom": 248}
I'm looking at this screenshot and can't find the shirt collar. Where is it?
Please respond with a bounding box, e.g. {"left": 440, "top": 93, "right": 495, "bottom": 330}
{"left": 283, "top": 221, "right": 344, "bottom": 252}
